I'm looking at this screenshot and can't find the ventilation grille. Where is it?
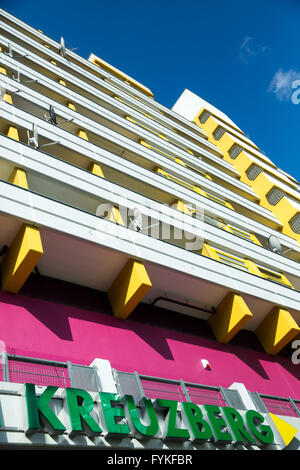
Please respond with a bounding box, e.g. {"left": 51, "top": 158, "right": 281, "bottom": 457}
{"left": 213, "top": 126, "right": 226, "bottom": 141}
{"left": 215, "top": 250, "right": 250, "bottom": 272}
{"left": 246, "top": 164, "right": 262, "bottom": 181}
{"left": 199, "top": 110, "right": 211, "bottom": 124}
{"left": 289, "top": 213, "right": 300, "bottom": 234}
{"left": 266, "top": 187, "right": 285, "bottom": 206}
{"left": 229, "top": 144, "right": 243, "bottom": 160}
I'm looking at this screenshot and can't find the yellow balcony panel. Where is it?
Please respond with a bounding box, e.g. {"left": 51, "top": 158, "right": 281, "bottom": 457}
{"left": 1, "top": 224, "right": 44, "bottom": 294}
{"left": 108, "top": 206, "right": 125, "bottom": 226}
{"left": 88, "top": 162, "right": 105, "bottom": 178}
{"left": 67, "top": 102, "right": 76, "bottom": 110}
{"left": 8, "top": 168, "right": 28, "bottom": 189}
{"left": 107, "top": 259, "right": 152, "bottom": 319}
{"left": 0, "top": 64, "right": 7, "bottom": 75}
{"left": 77, "top": 129, "right": 89, "bottom": 140}
{"left": 208, "top": 292, "right": 253, "bottom": 343}
{"left": 58, "top": 79, "right": 67, "bottom": 87}
{"left": 223, "top": 224, "right": 261, "bottom": 246}
{"left": 3, "top": 93, "right": 13, "bottom": 105}
{"left": 255, "top": 307, "right": 300, "bottom": 355}
{"left": 6, "top": 125, "right": 19, "bottom": 141}
{"left": 173, "top": 199, "right": 194, "bottom": 215}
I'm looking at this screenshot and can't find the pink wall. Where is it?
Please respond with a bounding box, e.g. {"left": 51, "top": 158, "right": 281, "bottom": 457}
{"left": 0, "top": 290, "right": 299, "bottom": 397}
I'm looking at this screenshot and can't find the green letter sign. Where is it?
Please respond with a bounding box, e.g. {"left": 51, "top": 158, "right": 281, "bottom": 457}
{"left": 25, "top": 383, "right": 66, "bottom": 436}
{"left": 65, "top": 388, "right": 102, "bottom": 437}
{"left": 125, "top": 395, "right": 159, "bottom": 438}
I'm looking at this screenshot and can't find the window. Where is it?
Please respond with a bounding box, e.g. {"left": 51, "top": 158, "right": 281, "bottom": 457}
{"left": 213, "top": 126, "right": 226, "bottom": 141}
{"left": 246, "top": 164, "right": 262, "bottom": 181}
{"left": 229, "top": 143, "right": 243, "bottom": 160}
{"left": 199, "top": 110, "right": 211, "bottom": 124}
{"left": 225, "top": 225, "right": 261, "bottom": 245}
{"left": 256, "top": 265, "right": 293, "bottom": 288}
{"left": 289, "top": 213, "right": 300, "bottom": 234}
{"left": 266, "top": 187, "right": 285, "bottom": 206}
{"left": 214, "top": 249, "right": 251, "bottom": 272}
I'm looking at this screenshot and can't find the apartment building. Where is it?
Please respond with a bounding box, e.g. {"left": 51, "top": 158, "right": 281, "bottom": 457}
{"left": 0, "top": 9, "right": 299, "bottom": 450}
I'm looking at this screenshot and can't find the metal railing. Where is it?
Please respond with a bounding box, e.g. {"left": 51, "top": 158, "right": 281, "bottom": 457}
{"left": 259, "top": 393, "right": 300, "bottom": 418}
{"left": 0, "top": 352, "right": 101, "bottom": 392}
{"left": 1, "top": 353, "right": 299, "bottom": 418}
{"left": 114, "top": 370, "right": 300, "bottom": 417}
{"left": 113, "top": 370, "right": 244, "bottom": 409}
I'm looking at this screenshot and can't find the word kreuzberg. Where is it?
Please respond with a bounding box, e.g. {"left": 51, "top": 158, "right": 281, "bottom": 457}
{"left": 24, "top": 383, "right": 275, "bottom": 446}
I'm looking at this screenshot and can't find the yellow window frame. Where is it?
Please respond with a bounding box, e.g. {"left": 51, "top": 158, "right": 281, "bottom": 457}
{"left": 114, "top": 96, "right": 154, "bottom": 120}
{"left": 126, "top": 116, "right": 168, "bottom": 141}
{"left": 256, "top": 265, "right": 294, "bottom": 288}
{"left": 141, "top": 140, "right": 186, "bottom": 166}
{"left": 223, "top": 224, "right": 261, "bottom": 245}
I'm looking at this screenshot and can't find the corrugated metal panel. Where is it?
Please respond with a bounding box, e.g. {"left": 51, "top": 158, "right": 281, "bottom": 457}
{"left": 289, "top": 213, "right": 300, "bottom": 234}
{"left": 246, "top": 164, "right": 262, "bottom": 181}
{"left": 229, "top": 143, "right": 243, "bottom": 160}
{"left": 266, "top": 187, "right": 285, "bottom": 206}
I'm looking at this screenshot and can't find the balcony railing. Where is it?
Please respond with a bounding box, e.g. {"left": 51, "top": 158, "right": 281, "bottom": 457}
{"left": 0, "top": 353, "right": 299, "bottom": 418}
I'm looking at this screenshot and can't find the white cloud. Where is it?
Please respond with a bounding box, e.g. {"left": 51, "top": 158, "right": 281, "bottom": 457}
{"left": 268, "top": 68, "right": 300, "bottom": 101}
{"left": 239, "top": 36, "right": 270, "bottom": 64}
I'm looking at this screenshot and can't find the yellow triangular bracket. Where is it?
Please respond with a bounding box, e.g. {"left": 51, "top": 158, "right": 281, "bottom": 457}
{"left": 269, "top": 413, "right": 298, "bottom": 447}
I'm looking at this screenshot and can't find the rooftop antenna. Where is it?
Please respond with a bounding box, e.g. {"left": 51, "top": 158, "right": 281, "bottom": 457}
{"left": 59, "top": 37, "right": 66, "bottom": 57}
{"left": 27, "top": 123, "right": 60, "bottom": 149}
{"left": 12, "top": 69, "right": 38, "bottom": 84}
{"left": 45, "top": 105, "right": 73, "bottom": 126}
{"left": 268, "top": 235, "right": 292, "bottom": 256}
{"left": 59, "top": 36, "right": 78, "bottom": 58}
{"left": 0, "top": 84, "right": 20, "bottom": 99}
{"left": 129, "top": 207, "right": 159, "bottom": 233}
{"left": 4, "top": 42, "right": 28, "bottom": 59}
{"left": 27, "top": 123, "right": 39, "bottom": 148}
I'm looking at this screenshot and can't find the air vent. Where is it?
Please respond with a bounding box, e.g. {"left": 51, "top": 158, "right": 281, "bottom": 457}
{"left": 213, "top": 126, "right": 226, "bottom": 141}
{"left": 246, "top": 164, "right": 262, "bottom": 181}
{"left": 289, "top": 213, "right": 300, "bottom": 234}
{"left": 199, "top": 110, "right": 211, "bottom": 124}
{"left": 229, "top": 144, "right": 243, "bottom": 160}
{"left": 266, "top": 187, "right": 285, "bottom": 206}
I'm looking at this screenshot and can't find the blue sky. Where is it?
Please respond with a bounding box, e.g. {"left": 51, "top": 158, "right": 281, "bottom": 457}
{"left": 2, "top": 0, "right": 300, "bottom": 180}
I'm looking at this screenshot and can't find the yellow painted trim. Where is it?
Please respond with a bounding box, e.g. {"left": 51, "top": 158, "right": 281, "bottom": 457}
{"left": 77, "top": 129, "right": 89, "bottom": 140}
{"left": 8, "top": 168, "right": 28, "bottom": 189}
{"left": 173, "top": 200, "right": 194, "bottom": 215}
{"left": 50, "top": 60, "right": 57, "bottom": 65}
{"left": 201, "top": 242, "right": 219, "bottom": 260}
{"left": 126, "top": 116, "right": 168, "bottom": 141}
{"left": 255, "top": 307, "right": 300, "bottom": 355}
{"left": 107, "top": 259, "right": 152, "bottom": 319}
{"left": 3, "top": 93, "right": 13, "bottom": 105}
{"left": 67, "top": 102, "right": 76, "bottom": 111}
{"left": 0, "top": 64, "right": 7, "bottom": 75}
{"left": 269, "top": 413, "right": 298, "bottom": 447}
{"left": 114, "top": 96, "right": 153, "bottom": 120}
{"left": 223, "top": 224, "right": 261, "bottom": 246}
{"left": 255, "top": 265, "right": 294, "bottom": 289}
{"left": 58, "top": 79, "right": 67, "bottom": 87}
{"left": 6, "top": 125, "right": 19, "bottom": 141}
{"left": 1, "top": 224, "right": 44, "bottom": 294}
{"left": 108, "top": 206, "right": 125, "bottom": 226}
{"left": 88, "top": 162, "right": 105, "bottom": 178}
{"left": 208, "top": 292, "right": 253, "bottom": 343}
{"left": 92, "top": 57, "right": 154, "bottom": 98}
{"left": 140, "top": 140, "right": 186, "bottom": 166}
